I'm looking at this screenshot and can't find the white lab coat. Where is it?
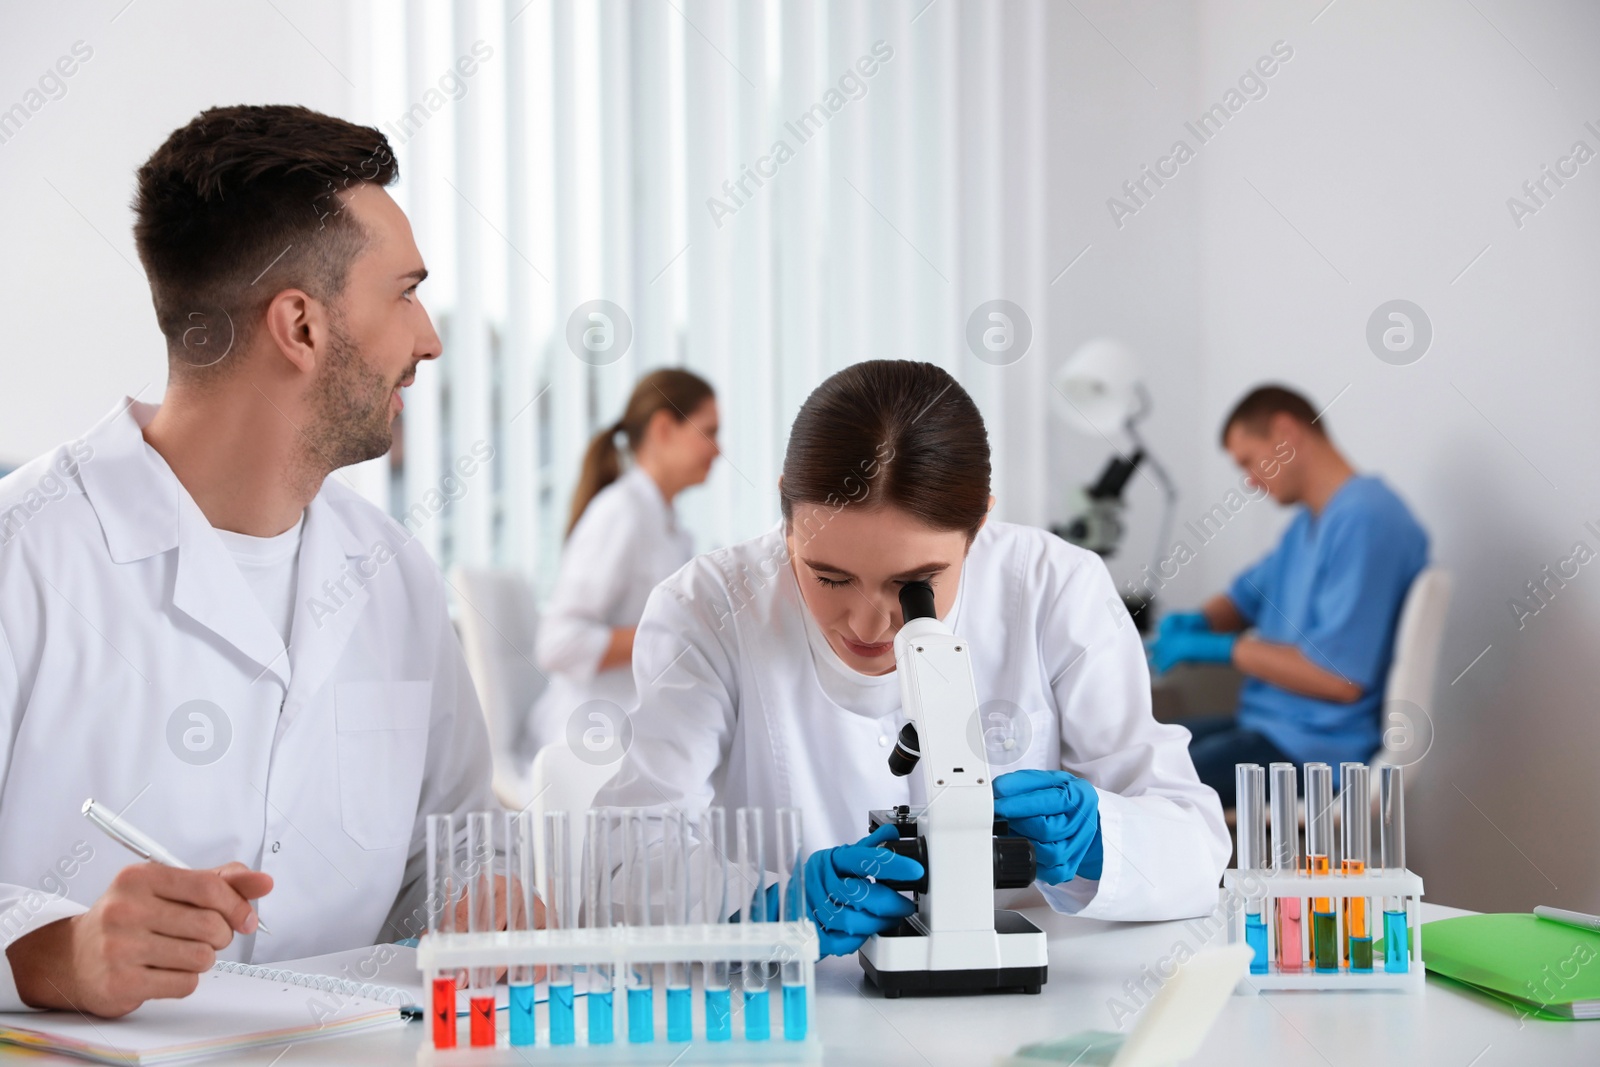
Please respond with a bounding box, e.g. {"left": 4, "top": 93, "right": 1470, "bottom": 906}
{"left": 0, "top": 399, "right": 497, "bottom": 1011}
{"left": 597, "top": 521, "right": 1230, "bottom": 921}
{"left": 531, "top": 467, "right": 693, "bottom": 753}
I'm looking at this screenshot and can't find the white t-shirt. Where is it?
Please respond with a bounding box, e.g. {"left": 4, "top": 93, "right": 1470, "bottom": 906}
{"left": 213, "top": 514, "right": 305, "bottom": 647}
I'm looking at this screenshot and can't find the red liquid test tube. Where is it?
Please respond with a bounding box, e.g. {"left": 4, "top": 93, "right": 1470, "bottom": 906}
{"left": 469, "top": 995, "right": 495, "bottom": 1046}
{"left": 432, "top": 977, "right": 457, "bottom": 1048}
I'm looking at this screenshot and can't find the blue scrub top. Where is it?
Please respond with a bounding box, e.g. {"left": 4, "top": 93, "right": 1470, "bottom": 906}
{"left": 1228, "top": 474, "right": 1428, "bottom": 770}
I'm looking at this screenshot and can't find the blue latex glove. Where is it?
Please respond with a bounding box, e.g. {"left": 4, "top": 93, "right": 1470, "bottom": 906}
{"left": 1156, "top": 611, "right": 1211, "bottom": 638}
{"left": 802, "top": 824, "right": 924, "bottom": 957}
{"left": 1147, "top": 629, "right": 1236, "bottom": 676}
{"left": 992, "top": 768, "right": 1104, "bottom": 884}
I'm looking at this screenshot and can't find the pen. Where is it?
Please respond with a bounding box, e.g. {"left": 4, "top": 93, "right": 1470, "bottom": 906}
{"left": 1534, "top": 905, "right": 1600, "bottom": 933}
{"left": 81, "top": 798, "right": 272, "bottom": 936}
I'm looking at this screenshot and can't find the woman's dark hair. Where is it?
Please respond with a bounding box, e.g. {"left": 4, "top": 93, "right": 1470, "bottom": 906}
{"left": 132, "top": 104, "right": 399, "bottom": 375}
{"left": 567, "top": 368, "right": 716, "bottom": 536}
{"left": 781, "top": 360, "right": 990, "bottom": 538}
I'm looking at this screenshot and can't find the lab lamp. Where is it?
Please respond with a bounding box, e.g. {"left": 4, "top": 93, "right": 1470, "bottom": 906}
{"left": 1049, "top": 338, "right": 1177, "bottom": 633}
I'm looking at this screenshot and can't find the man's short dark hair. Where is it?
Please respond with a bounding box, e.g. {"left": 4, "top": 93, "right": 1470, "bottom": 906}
{"left": 1220, "top": 385, "right": 1325, "bottom": 446}
{"left": 132, "top": 104, "right": 399, "bottom": 375}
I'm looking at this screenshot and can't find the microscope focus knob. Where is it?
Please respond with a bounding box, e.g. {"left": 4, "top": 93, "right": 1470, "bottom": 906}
{"left": 993, "top": 836, "right": 1037, "bottom": 890}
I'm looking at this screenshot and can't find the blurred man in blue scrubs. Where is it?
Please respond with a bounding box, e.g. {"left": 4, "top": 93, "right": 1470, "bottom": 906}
{"left": 1149, "top": 386, "right": 1428, "bottom": 807}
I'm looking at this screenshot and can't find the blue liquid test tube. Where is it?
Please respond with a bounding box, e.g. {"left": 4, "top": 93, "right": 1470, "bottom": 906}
{"left": 1381, "top": 766, "right": 1410, "bottom": 973}
{"left": 545, "top": 811, "right": 576, "bottom": 1044}
{"left": 662, "top": 809, "right": 693, "bottom": 1042}
{"left": 776, "top": 807, "right": 808, "bottom": 1040}
{"left": 622, "top": 808, "right": 654, "bottom": 1044}
{"left": 738, "top": 807, "right": 771, "bottom": 1042}
{"left": 505, "top": 810, "right": 536, "bottom": 1046}
{"left": 700, "top": 808, "right": 732, "bottom": 1042}
{"left": 1234, "top": 765, "right": 1269, "bottom": 975}
{"left": 583, "top": 809, "right": 615, "bottom": 1044}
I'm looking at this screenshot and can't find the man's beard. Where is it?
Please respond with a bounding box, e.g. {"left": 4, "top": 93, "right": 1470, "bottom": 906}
{"left": 303, "top": 318, "right": 404, "bottom": 473}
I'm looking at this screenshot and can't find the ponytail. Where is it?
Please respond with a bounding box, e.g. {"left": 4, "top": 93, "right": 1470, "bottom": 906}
{"left": 567, "top": 421, "right": 626, "bottom": 537}
{"left": 565, "top": 368, "right": 715, "bottom": 538}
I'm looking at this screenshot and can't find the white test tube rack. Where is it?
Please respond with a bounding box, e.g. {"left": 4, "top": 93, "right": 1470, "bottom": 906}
{"left": 1221, "top": 867, "right": 1425, "bottom": 992}
{"left": 416, "top": 921, "right": 822, "bottom": 1064}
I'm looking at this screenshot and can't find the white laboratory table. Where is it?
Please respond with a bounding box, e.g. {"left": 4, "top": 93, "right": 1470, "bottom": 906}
{"left": 4, "top": 903, "right": 1596, "bottom": 1066}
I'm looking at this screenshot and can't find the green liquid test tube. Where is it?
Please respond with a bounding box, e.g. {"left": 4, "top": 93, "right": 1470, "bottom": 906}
{"left": 1340, "top": 763, "right": 1372, "bottom": 973}
{"left": 1303, "top": 764, "right": 1338, "bottom": 972}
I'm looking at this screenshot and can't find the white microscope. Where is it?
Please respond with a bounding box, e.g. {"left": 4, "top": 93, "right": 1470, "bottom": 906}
{"left": 857, "top": 581, "right": 1049, "bottom": 998}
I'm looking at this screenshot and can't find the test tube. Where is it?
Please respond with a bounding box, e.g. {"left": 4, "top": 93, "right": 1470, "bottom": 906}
{"left": 1380, "top": 765, "right": 1409, "bottom": 973}
{"left": 776, "top": 808, "right": 808, "bottom": 1040}
{"left": 621, "top": 808, "right": 654, "bottom": 1044}
{"left": 582, "top": 808, "right": 615, "bottom": 1044}
{"left": 1269, "top": 762, "right": 1302, "bottom": 971}
{"left": 701, "top": 807, "right": 732, "bottom": 1042}
{"left": 466, "top": 811, "right": 497, "bottom": 1046}
{"left": 425, "top": 814, "right": 458, "bottom": 1049}
{"left": 505, "top": 810, "right": 536, "bottom": 1046}
{"left": 545, "top": 811, "right": 576, "bottom": 1044}
{"left": 662, "top": 809, "right": 693, "bottom": 1042}
{"left": 1234, "top": 765, "right": 1269, "bottom": 975}
{"left": 737, "top": 807, "right": 771, "bottom": 1042}
{"left": 1304, "top": 764, "right": 1337, "bottom": 973}
{"left": 1340, "top": 763, "right": 1372, "bottom": 972}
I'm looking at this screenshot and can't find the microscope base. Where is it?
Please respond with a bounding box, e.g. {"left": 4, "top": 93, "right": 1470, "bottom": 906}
{"left": 859, "top": 910, "right": 1048, "bottom": 998}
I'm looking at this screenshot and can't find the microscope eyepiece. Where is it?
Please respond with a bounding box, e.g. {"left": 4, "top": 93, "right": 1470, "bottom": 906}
{"left": 898, "top": 580, "right": 937, "bottom": 622}
{"left": 887, "top": 722, "right": 920, "bottom": 777}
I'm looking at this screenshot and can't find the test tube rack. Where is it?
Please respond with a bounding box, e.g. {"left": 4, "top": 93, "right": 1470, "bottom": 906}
{"left": 1221, "top": 867, "right": 1424, "bottom": 992}
{"left": 416, "top": 922, "right": 823, "bottom": 1064}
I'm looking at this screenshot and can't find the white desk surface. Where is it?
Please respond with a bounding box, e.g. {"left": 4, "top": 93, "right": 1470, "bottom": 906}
{"left": 5, "top": 903, "right": 1597, "bottom": 1066}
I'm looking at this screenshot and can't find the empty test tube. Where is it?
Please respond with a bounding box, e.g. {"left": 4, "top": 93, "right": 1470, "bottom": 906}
{"left": 466, "top": 812, "right": 497, "bottom": 1047}
{"left": 776, "top": 808, "right": 808, "bottom": 1041}
{"left": 583, "top": 809, "right": 615, "bottom": 1044}
{"left": 545, "top": 811, "right": 576, "bottom": 1044}
{"left": 622, "top": 808, "right": 654, "bottom": 1044}
{"left": 738, "top": 807, "right": 771, "bottom": 1042}
{"left": 1234, "top": 765, "right": 1269, "bottom": 975}
{"left": 505, "top": 811, "right": 536, "bottom": 1046}
{"left": 1381, "top": 765, "right": 1409, "bottom": 973}
{"left": 1269, "top": 762, "right": 1302, "bottom": 971}
{"left": 426, "top": 814, "right": 458, "bottom": 1049}
{"left": 1340, "top": 763, "right": 1372, "bottom": 972}
{"left": 701, "top": 808, "right": 732, "bottom": 1042}
{"left": 662, "top": 809, "right": 693, "bottom": 1042}
{"left": 1304, "top": 764, "right": 1337, "bottom": 973}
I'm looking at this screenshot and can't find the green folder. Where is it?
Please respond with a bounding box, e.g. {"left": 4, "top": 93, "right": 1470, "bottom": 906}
{"left": 1420, "top": 913, "right": 1600, "bottom": 1021}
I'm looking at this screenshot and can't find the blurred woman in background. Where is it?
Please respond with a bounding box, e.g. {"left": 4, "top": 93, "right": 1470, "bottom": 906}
{"left": 530, "top": 368, "right": 719, "bottom": 754}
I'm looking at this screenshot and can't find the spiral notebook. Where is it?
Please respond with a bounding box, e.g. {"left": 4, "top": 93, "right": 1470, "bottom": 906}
{"left": 0, "top": 948, "right": 412, "bottom": 1065}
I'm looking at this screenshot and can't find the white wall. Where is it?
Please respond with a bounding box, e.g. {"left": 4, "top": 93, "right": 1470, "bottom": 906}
{"left": 1186, "top": 0, "right": 1600, "bottom": 913}
{"left": 0, "top": 1, "right": 354, "bottom": 467}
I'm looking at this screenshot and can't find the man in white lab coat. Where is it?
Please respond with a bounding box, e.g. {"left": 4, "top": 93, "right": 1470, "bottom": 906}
{"left": 0, "top": 105, "right": 497, "bottom": 1016}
